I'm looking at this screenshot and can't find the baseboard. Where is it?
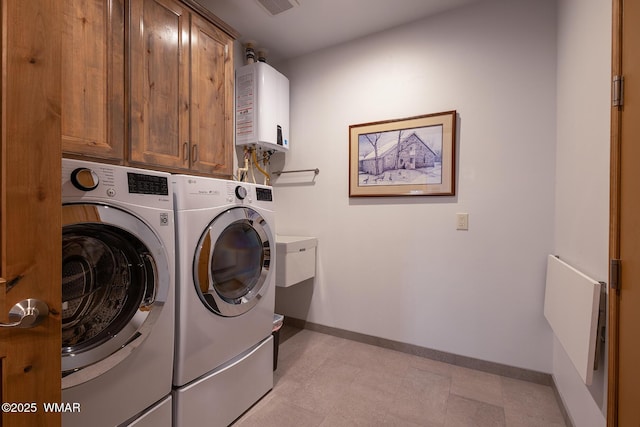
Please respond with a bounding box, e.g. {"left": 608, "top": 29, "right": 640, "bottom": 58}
{"left": 550, "top": 375, "right": 575, "bottom": 427}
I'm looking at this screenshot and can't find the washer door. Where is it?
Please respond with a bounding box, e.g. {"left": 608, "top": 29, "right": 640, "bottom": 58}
{"left": 61, "top": 203, "right": 169, "bottom": 387}
{"left": 194, "top": 207, "right": 272, "bottom": 317}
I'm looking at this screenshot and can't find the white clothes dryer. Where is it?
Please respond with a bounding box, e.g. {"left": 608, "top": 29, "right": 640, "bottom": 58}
{"left": 172, "top": 175, "right": 275, "bottom": 427}
{"left": 61, "top": 159, "right": 175, "bottom": 427}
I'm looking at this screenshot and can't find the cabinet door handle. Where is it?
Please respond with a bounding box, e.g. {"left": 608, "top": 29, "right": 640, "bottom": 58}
{"left": 192, "top": 144, "right": 198, "bottom": 163}
{"left": 183, "top": 142, "right": 189, "bottom": 161}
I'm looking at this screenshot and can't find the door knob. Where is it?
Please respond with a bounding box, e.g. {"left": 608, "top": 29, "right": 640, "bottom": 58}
{"left": 0, "top": 299, "right": 49, "bottom": 328}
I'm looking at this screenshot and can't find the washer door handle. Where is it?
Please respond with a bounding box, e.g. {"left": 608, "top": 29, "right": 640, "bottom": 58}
{"left": 0, "top": 298, "right": 49, "bottom": 328}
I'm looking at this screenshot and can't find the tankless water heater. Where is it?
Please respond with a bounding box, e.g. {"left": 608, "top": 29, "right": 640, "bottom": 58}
{"left": 235, "top": 62, "right": 289, "bottom": 152}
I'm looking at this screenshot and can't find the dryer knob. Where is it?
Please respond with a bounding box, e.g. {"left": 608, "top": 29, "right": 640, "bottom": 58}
{"left": 70, "top": 168, "right": 99, "bottom": 191}
{"left": 235, "top": 186, "right": 247, "bottom": 200}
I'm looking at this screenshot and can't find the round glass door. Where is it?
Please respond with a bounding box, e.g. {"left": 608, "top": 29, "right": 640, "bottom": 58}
{"left": 194, "top": 207, "right": 272, "bottom": 317}
{"left": 61, "top": 203, "right": 169, "bottom": 386}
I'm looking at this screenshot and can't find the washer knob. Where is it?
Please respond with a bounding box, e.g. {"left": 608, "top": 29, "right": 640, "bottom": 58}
{"left": 235, "top": 186, "right": 247, "bottom": 200}
{"left": 70, "top": 168, "right": 99, "bottom": 191}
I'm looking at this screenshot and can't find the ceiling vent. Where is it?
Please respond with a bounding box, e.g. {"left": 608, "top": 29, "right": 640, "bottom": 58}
{"left": 256, "top": 0, "right": 299, "bottom": 16}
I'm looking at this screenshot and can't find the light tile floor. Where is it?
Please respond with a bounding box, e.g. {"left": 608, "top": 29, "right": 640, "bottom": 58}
{"left": 234, "top": 327, "right": 567, "bottom": 427}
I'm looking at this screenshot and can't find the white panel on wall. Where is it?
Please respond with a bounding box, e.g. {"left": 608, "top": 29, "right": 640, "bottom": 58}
{"left": 544, "top": 255, "right": 602, "bottom": 385}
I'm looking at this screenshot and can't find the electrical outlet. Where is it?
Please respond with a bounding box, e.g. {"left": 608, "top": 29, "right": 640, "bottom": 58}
{"left": 456, "top": 213, "right": 469, "bottom": 230}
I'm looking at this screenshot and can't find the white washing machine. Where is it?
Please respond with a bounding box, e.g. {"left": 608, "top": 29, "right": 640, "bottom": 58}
{"left": 172, "top": 175, "right": 275, "bottom": 427}
{"left": 61, "top": 159, "right": 174, "bottom": 427}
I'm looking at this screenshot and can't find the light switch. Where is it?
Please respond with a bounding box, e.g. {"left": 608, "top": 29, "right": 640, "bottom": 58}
{"left": 456, "top": 213, "right": 469, "bottom": 230}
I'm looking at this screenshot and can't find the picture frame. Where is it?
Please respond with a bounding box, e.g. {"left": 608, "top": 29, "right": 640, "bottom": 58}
{"left": 349, "top": 110, "right": 456, "bottom": 197}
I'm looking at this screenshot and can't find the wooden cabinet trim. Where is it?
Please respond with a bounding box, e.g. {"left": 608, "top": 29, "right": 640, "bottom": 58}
{"left": 180, "top": 0, "right": 240, "bottom": 39}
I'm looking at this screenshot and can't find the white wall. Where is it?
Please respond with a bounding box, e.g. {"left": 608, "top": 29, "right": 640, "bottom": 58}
{"left": 273, "top": 0, "right": 557, "bottom": 373}
{"left": 554, "top": 0, "right": 610, "bottom": 424}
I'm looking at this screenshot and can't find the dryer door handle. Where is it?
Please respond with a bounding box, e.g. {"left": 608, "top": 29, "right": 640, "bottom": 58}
{"left": 0, "top": 298, "right": 49, "bottom": 329}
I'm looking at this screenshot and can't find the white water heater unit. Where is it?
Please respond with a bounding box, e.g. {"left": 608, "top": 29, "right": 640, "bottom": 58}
{"left": 235, "top": 62, "right": 289, "bottom": 152}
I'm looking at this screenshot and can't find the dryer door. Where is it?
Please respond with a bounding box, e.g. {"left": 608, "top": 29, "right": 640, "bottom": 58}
{"left": 61, "top": 203, "right": 170, "bottom": 388}
{"left": 194, "top": 206, "right": 273, "bottom": 317}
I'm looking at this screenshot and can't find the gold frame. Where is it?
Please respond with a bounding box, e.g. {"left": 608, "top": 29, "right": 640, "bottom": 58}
{"left": 349, "top": 111, "right": 456, "bottom": 197}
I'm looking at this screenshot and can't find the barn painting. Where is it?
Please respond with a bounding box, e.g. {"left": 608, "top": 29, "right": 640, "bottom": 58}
{"left": 358, "top": 125, "right": 443, "bottom": 186}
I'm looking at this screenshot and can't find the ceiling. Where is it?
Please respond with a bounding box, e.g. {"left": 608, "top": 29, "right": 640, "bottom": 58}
{"left": 198, "top": 0, "right": 481, "bottom": 63}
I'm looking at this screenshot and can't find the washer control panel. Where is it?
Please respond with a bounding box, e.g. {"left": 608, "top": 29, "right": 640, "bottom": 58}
{"left": 62, "top": 159, "right": 172, "bottom": 208}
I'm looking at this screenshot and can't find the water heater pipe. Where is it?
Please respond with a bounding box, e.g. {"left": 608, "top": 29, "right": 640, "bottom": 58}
{"left": 236, "top": 147, "right": 250, "bottom": 181}
{"left": 251, "top": 148, "right": 270, "bottom": 185}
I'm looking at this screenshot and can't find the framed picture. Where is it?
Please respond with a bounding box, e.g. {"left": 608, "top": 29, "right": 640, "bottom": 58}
{"left": 349, "top": 110, "right": 456, "bottom": 197}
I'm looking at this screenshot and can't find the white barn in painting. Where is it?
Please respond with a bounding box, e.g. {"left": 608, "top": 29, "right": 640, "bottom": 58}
{"left": 360, "top": 132, "right": 438, "bottom": 176}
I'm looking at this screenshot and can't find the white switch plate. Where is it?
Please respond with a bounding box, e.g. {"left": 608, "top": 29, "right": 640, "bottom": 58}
{"left": 456, "top": 213, "right": 469, "bottom": 230}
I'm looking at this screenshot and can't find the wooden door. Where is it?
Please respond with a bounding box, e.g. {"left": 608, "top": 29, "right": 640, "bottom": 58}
{"left": 608, "top": 0, "right": 640, "bottom": 425}
{"left": 129, "top": 0, "right": 190, "bottom": 171}
{"left": 0, "top": 1, "right": 62, "bottom": 426}
{"left": 61, "top": 0, "right": 125, "bottom": 163}
{"left": 190, "top": 13, "right": 234, "bottom": 177}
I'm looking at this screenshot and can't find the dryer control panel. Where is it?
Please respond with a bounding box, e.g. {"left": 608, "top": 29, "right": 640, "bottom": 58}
{"left": 227, "top": 183, "right": 273, "bottom": 205}
{"left": 256, "top": 187, "right": 273, "bottom": 202}
{"left": 172, "top": 175, "right": 274, "bottom": 211}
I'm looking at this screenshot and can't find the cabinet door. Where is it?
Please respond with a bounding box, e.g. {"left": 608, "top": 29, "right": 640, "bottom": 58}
{"left": 190, "top": 13, "right": 234, "bottom": 177}
{"left": 62, "top": 0, "right": 125, "bottom": 161}
{"left": 129, "top": 0, "right": 190, "bottom": 170}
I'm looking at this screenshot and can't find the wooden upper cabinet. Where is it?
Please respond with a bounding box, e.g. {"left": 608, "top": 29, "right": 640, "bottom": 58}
{"left": 62, "top": 0, "right": 235, "bottom": 176}
{"left": 129, "top": 0, "right": 190, "bottom": 170}
{"left": 190, "top": 14, "right": 234, "bottom": 176}
{"left": 129, "top": 0, "right": 234, "bottom": 176}
{"left": 62, "top": 0, "right": 125, "bottom": 162}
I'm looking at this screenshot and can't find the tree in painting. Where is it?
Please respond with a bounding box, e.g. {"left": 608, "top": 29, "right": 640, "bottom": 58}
{"left": 363, "top": 133, "right": 383, "bottom": 176}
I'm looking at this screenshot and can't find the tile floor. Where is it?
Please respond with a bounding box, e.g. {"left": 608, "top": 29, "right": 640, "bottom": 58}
{"left": 234, "top": 327, "right": 567, "bottom": 427}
